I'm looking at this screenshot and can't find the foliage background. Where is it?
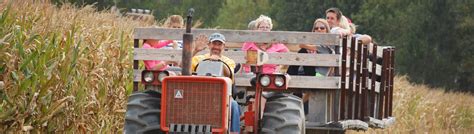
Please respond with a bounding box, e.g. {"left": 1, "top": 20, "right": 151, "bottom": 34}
{"left": 51, "top": 0, "right": 473, "bottom": 91}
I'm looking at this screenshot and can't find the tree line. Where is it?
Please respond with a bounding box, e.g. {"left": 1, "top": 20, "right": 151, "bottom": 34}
{"left": 52, "top": 0, "right": 473, "bottom": 92}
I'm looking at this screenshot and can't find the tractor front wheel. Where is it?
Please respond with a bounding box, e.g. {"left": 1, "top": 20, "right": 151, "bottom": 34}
{"left": 124, "top": 90, "right": 163, "bottom": 134}
{"left": 261, "top": 93, "right": 305, "bottom": 134}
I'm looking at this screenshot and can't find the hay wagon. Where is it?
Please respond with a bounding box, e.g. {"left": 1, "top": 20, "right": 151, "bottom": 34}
{"left": 124, "top": 11, "right": 395, "bottom": 134}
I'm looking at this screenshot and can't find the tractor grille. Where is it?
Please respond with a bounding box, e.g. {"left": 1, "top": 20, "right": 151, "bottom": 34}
{"left": 164, "top": 79, "right": 225, "bottom": 129}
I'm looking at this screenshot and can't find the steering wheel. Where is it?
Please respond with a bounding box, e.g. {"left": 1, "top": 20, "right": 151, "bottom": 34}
{"left": 194, "top": 58, "right": 234, "bottom": 81}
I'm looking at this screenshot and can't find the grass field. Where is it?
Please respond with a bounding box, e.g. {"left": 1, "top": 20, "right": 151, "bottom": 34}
{"left": 348, "top": 76, "right": 474, "bottom": 133}
{"left": 0, "top": 1, "right": 473, "bottom": 133}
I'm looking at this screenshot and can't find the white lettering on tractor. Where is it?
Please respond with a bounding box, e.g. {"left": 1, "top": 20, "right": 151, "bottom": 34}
{"left": 174, "top": 89, "right": 183, "bottom": 99}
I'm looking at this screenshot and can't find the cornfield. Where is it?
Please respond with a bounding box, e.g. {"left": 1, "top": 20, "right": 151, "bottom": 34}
{"left": 0, "top": 0, "right": 473, "bottom": 133}
{"left": 0, "top": 0, "right": 151, "bottom": 133}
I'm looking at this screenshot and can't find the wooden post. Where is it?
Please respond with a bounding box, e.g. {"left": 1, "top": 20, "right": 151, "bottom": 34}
{"left": 370, "top": 44, "right": 377, "bottom": 117}
{"left": 339, "top": 36, "right": 348, "bottom": 120}
{"left": 354, "top": 39, "right": 362, "bottom": 120}
{"left": 361, "top": 42, "right": 369, "bottom": 120}
{"left": 388, "top": 48, "right": 395, "bottom": 117}
{"left": 133, "top": 39, "right": 139, "bottom": 91}
{"left": 384, "top": 48, "right": 391, "bottom": 118}
{"left": 378, "top": 49, "right": 388, "bottom": 119}
{"left": 348, "top": 37, "right": 356, "bottom": 119}
{"left": 182, "top": 9, "right": 194, "bottom": 76}
{"left": 254, "top": 74, "right": 264, "bottom": 134}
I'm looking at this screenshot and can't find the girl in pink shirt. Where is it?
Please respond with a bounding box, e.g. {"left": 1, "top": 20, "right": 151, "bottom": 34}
{"left": 143, "top": 40, "right": 177, "bottom": 70}
{"left": 143, "top": 15, "right": 184, "bottom": 70}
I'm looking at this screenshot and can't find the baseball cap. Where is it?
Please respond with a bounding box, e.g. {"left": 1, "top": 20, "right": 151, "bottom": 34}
{"left": 208, "top": 33, "right": 226, "bottom": 44}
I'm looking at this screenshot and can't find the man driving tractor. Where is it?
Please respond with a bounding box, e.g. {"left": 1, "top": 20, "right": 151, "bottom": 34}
{"left": 191, "top": 33, "right": 241, "bottom": 133}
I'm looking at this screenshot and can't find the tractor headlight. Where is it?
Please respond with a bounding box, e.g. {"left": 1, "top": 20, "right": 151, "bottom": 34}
{"left": 158, "top": 71, "right": 168, "bottom": 82}
{"left": 274, "top": 75, "right": 285, "bottom": 87}
{"left": 143, "top": 72, "right": 154, "bottom": 83}
{"left": 260, "top": 75, "right": 271, "bottom": 87}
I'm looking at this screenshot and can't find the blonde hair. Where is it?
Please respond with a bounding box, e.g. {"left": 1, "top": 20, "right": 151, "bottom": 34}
{"left": 255, "top": 15, "right": 273, "bottom": 30}
{"left": 339, "top": 16, "right": 351, "bottom": 31}
{"left": 248, "top": 20, "right": 256, "bottom": 30}
{"left": 164, "top": 15, "right": 184, "bottom": 28}
{"left": 312, "top": 18, "right": 330, "bottom": 33}
{"left": 349, "top": 23, "right": 357, "bottom": 34}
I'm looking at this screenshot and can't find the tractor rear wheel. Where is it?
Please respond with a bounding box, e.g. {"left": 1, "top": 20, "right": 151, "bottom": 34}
{"left": 124, "top": 90, "right": 164, "bottom": 134}
{"left": 261, "top": 93, "right": 305, "bottom": 134}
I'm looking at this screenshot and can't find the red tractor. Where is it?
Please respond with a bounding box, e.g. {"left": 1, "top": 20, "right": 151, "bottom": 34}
{"left": 124, "top": 9, "right": 395, "bottom": 134}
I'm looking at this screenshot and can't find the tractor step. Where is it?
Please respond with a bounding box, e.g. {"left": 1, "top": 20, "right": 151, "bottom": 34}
{"left": 305, "top": 119, "right": 369, "bottom": 133}
{"left": 306, "top": 126, "right": 345, "bottom": 134}
{"left": 169, "top": 123, "right": 212, "bottom": 134}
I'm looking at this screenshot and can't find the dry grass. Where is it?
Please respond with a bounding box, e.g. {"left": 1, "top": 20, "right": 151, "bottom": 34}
{"left": 349, "top": 76, "right": 474, "bottom": 134}
{"left": 0, "top": 1, "right": 473, "bottom": 133}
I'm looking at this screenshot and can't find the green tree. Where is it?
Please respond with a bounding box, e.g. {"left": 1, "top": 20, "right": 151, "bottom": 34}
{"left": 269, "top": 0, "right": 364, "bottom": 31}
{"left": 449, "top": 0, "right": 474, "bottom": 91}
{"left": 214, "top": 0, "right": 270, "bottom": 29}
{"left": 50, "top": 0, "right": 474, "bottom": 91}
{"left": 353, "top": 0, "right": 474, "bottom": 91}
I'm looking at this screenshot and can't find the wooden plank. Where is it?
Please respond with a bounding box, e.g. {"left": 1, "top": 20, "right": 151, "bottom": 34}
{"left": 389, "top": 48, "right": 395, "bottom": 116}
{"left": 349, "top": 60, "right": 382, "bottom": 78}
{"left": 133, "top": 69, "right": 340, "bottom": 89}
{"left": 134, "top": 28, "right": 340, "bottom": 46}
{"left": 367, "top": 43, "right": 390, "bottom": 58}
{"left": 354, "top": 39, "right": 362, "bottom": 120}
{"left": 226, "top": 42, "right": 304, "bottom": 52}
{"left": 305, "top": 127, "right": 345, "bottom": 134}
{"left": 229, "top": 51, "right": 339, "bottom": 67}
{"left": 361, "top": 43, "right": 369, "bottom": 119}
{"left": 134, "top": 48, "right": 339, "bottom": 66}
{"left": 133, "top": 39, "right": 139, "bottom": 91}
{"left": 232, "top": 74, "right": 341, "bottom": 89}
{"left": 364, "top": 44, "right": 391, "bottom": 66}
{"left": 306, "top": 126, "right": 344, "bottom": 131}
{"left": 367, "top": 61, "right": 382, "bottom": 76}
{"left": 339, "top": 36, "right": 348, "bottom": 120}
{"left": 307, "top": 90, "right": 329, "bottom": 124}
{"left": 181, "top": 33, "right": 194, "bottom": 75}
{"left": 384, "top": 49, "right": 391, "bottom": 118}
{"left": 328, "top": 90, "right": 338, "bottom": 122}
{"left": 370, "top": 45, "right": 378, "bottom": 117}
{"left": 342, "top": 77, "right": 380, "bottom": 92}
{"left": 348, "top": 37, "right": 356, "bottom": 119}
{"left": 284, "top": 76, "right": 340, "bottom": 89}
{"left": 367, "top": 79, "right": 381, "bottom": 93}
{"left": 378, "top": 49, "right": 389, "bottom": 119}
{"left": 376, "top": 46, "right": 392, "bottom": 58}
{"left": 358, "top": 44, "right": 384, "bottom": 76}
